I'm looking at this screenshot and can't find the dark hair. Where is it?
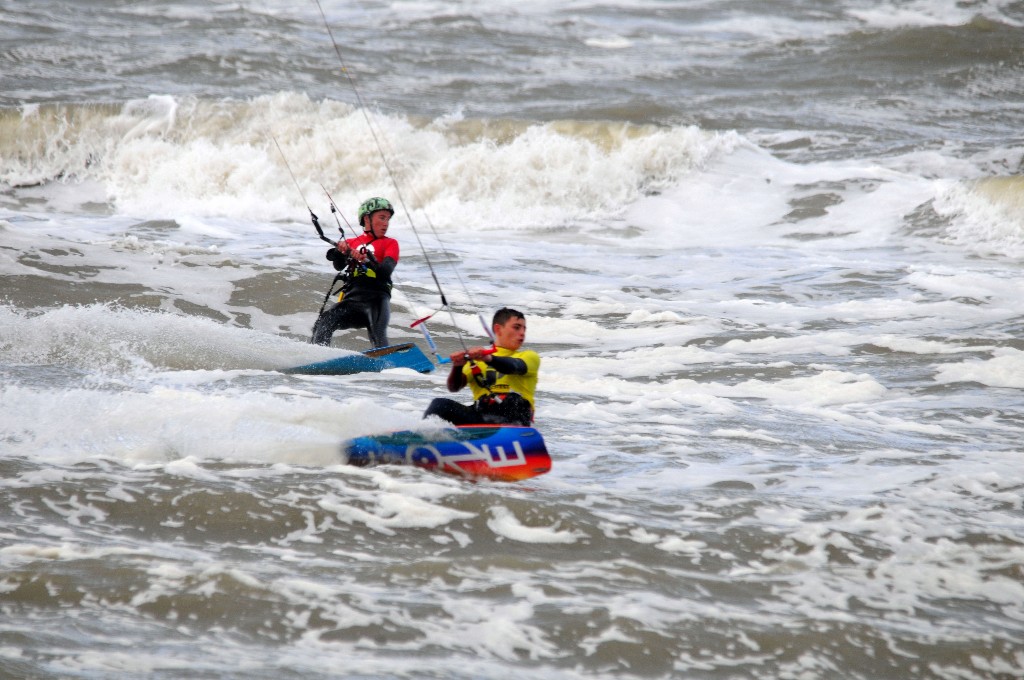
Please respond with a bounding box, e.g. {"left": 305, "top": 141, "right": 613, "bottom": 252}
{"left": 492, "top": 307, "right": 524, "bottom": 326}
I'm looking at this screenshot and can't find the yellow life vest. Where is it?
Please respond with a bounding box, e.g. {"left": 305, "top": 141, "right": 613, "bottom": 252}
{"left": 462, "top": 347, "right": 540, "bottom": 409}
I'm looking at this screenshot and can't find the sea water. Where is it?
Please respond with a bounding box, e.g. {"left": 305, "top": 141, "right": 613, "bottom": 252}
{"left": 2, "top": 1, "right": 1023, "bottom": 678}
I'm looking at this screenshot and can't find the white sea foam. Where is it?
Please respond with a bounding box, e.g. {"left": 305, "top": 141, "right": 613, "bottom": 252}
{"left": 0, "top": 303, "right": 346, "bottom": 371}
{"left": 933, "top": 348, "right": 1024, "bottom": 388}
{"left": 849, "top": 1, "right": 1024, "bottom": 29}
{"left": 319, "top": 491, "right": 474, "bottom": 535}
{"left": 935, "top": 177, "right": 1024, "bottom": 259}
{"left": 486, "top": 506, "right": 584, "bottom": 544}
{"left": 0, "top": 381, "right": 419, "bottom": 466}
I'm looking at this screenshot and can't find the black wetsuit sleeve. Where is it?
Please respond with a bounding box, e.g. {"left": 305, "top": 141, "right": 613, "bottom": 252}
{"left": 373, "top": 256, "right": 397, "bottom": 281}
{"left": 488, "top": 355, "right": 528, "bottom": 375}
{"left": 447, "top": 362, "right": 467, "bottom": 392}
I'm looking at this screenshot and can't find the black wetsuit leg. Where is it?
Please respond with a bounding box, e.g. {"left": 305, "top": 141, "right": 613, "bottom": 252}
{"left": 423, "top": 398, "right": 481, "bottom": 425}
{"left": 423, "top": 393, "right": 533, "bottom": 427}
{"left": 311, "top": 292, "right": 390, "bottom": 348}
{"left": 365, "top": 295, "right": 390, "bottom": 348}
{"left": 479, "top": 393, "right": 533, "bottom": 426}
{"left": 311, "top": 300, "right": 363, "bottom": 346}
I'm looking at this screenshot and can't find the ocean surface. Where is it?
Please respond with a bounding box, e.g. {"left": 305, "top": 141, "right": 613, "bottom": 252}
{"left": 2, "top": 1, "right": 1024, "bottom": 678}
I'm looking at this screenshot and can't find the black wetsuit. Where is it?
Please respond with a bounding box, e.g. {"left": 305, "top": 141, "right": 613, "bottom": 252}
{"left": 311, "top": 233, "right": 398, "bottom": 348}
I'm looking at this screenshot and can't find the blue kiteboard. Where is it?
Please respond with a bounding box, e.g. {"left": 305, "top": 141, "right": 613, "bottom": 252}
{"left": 283, "top": 343, "right": 435, "bottom": 375}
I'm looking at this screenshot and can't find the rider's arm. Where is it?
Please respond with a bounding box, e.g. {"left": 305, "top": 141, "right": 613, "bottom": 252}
{"left": 374, "top": 256, "right": 397, "bottom": 280}
{"left": 446, "top": 361, "right": 467, "bottom": 392}
{"left": 486, "top": 355, "right": 528, "bottom": 375}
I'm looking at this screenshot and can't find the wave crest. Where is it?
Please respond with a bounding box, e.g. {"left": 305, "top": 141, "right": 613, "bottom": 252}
{"left": 1, "top": 93, "right": 730, "bottom": 228}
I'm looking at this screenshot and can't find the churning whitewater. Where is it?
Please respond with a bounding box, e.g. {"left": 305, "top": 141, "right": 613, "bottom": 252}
{"left": 2, "top": 1, "right": 1024, "bottom": 678}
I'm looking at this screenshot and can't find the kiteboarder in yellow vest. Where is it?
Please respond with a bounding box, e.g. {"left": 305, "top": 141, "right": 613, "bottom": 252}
{"left": 423, "top": 307, "right": 540, "bottom": 426}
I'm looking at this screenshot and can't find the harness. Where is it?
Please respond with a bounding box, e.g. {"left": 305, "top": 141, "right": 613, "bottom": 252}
{"left": 315, "top": 233, "right": 391, "bottom": 318}
{"left": 468, "top": 357, "right": 516, "bottom": 410}
{"left": 346, "top": 243, "right": 392, "bottom": 296}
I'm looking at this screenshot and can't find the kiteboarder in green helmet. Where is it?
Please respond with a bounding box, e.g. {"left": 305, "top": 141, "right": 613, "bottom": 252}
{"left": 312, "top": 197, "right": 399, "bottom": 348}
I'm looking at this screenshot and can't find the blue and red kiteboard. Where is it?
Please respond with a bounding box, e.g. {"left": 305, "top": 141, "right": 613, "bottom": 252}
{"left": 343, "top": 425, "right": 551, "bottom": 481}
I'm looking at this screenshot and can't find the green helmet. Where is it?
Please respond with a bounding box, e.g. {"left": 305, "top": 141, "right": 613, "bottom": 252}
{"left": 357, "top": 197, "right": 394, "bottom": 226}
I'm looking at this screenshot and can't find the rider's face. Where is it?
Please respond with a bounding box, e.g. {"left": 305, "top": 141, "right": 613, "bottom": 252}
{"left": 366, "top": 211, "right": 391, "bottom": 237}
{"left": 494, "top": 316, "right": 526, "bottom": 351}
